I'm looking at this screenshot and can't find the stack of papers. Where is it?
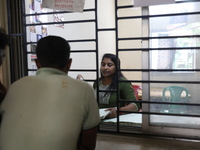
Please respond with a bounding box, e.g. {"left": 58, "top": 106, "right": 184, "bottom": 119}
{"left": 99, "top": 108, "right": 142, "bottom": 125}
{"left": 99, "top": 108, "right": 110, "bottom": 119}
{"left": 103, "top": 113, "right": 142, "bottom": 124}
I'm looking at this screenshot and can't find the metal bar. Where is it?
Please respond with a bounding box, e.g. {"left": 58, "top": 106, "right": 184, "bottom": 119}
{"left": 69, "top": 69, "right": 97, "bottom": 71}
{"left": 118, "top": 47, "right": 200, "bottom": 51}
{"left": 98, "top": 28, "right": 116, "bottom": 31}
{"left": 117, "top": 11, "right": 200, "bottom": 20}
{"left": 118, "top": 80, "right": 200, "bottom": 84}
{"left": 26, "top": 39, "right": 96, "bottom": 45}
{"left": 6, "top": 0, "right": 14, "bottom": 83}
{"left": 26, "top": 19, "right": 96, "bottom": 26}
{"left": 119, "top": 69, "right": 200, "bottom": 71}
{"left": 118, "top": 111, "right": 200, "bottom": 118}
{"left": 25, "top": 8, "right": 96, "bottom": 16}
{"left": 117, "top": 0, "right": 200, "bottom": 9}
{"left": 95, "top": 0, "right": 101, "bottom": 132}
{"left": 22, "top": 0, "right": 28, "bottom": 77}
{"left": 115, "top": 0, "right": 120, "bottom": 132}
{"left": 70, "top": 50, "right": 96, "bottom": 53}
{"left": 118, "top": 100, "right": 200, "bottom": 106}
{"left": 118, "top": 35, "right": 200, "bottom": 40}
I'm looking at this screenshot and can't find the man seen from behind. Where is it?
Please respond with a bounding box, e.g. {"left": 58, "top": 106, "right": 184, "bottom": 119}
{"left": 0, "top": 36, "right": 101, "bottom": 150}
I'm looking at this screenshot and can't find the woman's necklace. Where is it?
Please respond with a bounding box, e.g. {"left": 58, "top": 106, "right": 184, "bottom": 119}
{"left": 98, "top": 80, "right": 111, "bottom": 104}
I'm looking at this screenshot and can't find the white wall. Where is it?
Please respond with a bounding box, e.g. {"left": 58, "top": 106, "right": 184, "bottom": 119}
{"left": 25, "top": 0, "right": 142, "bottom": 84}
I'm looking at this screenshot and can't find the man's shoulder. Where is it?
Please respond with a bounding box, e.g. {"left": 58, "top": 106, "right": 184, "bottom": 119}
{"left": 12, "top": 76, "right": 34, "bottom": 84}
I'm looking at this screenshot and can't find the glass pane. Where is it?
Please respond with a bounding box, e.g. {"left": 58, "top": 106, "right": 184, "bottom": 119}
{"left": 150, "top": 115, "right": 200, "bottom": 129}
{"left": 150, "top": 2, "right": 200, "bottom": 15}
{"left": 149, "top": 15, "right": 200, "bottom": 36}
{"left": 118, "top": 8, "right": 141, "bottom": 17}
{"left": 150, "top": 49, "right": 197, "bottom": 70}
{"left": 150, "top": 2, "right": 200, "bottom": 73}
{"left": 98, "top": 0, "right": 115, "bottom": 29}
{"left": 70, "top": 52, "right": 96, "bottom": 70}
{"left": 150, "top": 83, "right": 199, "bottom": 111}
{"left": 70, "top": 42, "right": 96, "bottom": 51}
{"left": 149, "top": 82, "right": 200, "bottom": 129}
{"left": 150, "top": 71, "right": 200, "bottom": 82}
{"left": 150, "top": 38, "right": 200, "bottom": 48}
{"left": 119, "top": 40, "right": 142, "bottom": 49}
{"left": 149, "top": 2, "right": 200, "bottom": 130}
{"left": 118, "top": 0, "right": 133, "bottom": 6}
{"left": 118, "top": 19, "right": 142, "bottom": 38}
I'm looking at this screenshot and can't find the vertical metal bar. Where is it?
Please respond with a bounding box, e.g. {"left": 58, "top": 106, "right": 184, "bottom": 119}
{"left": 6, "top": 0, "right": 25, "bottom": 83}
{"left": 95, "top": 0, "right": 100, "bottom": 131}
{"left": 16, "top": 0, "right": 21, "bottom": 79}
{"left": 22, "top": 0, "right": 28, "bottom": 76}
{"left": 142, "top": 7, "right": 150, "bottom": 132}
{"left": 115, "top": 0, "right": 120, "bottom": 133}
{"left": 6, "top": 0, "right": 15, "bottom": 83}
{"left": 95, "top": 0, "right": 99, "bottom": 99}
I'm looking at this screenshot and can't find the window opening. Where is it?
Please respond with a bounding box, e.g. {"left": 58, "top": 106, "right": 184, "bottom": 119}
{"left": 149, "top": 2, "right": 200, "bottom": 71}
{"left": 17, "top": 0, "right": 200, "bottom": 140}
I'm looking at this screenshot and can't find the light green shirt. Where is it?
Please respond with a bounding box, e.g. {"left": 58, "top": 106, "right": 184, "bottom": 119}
{"left": 0, "top": 68, "right": 100, "bottom": 150}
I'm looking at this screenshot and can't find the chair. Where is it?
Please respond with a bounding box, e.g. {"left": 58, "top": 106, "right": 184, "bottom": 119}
{"left": 132, "top": 85, "right": 142, "bottom": 111}
{"left": 162, "top": 86, "right": 189, "bottom": 113}
{"left": 132, "top": 85, "right": 142, "bottom": 100}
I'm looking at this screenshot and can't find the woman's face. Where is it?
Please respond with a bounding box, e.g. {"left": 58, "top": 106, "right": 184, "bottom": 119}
{"left": 100, "top": 57, "right": 116, "bottom": 78}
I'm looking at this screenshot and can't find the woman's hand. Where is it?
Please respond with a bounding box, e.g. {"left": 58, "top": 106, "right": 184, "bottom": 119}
{"left": 105, "top": 107, "right": 117, "bottom": 118}
{"left": 104, "top": 103, "right": 138, "bottom": 119}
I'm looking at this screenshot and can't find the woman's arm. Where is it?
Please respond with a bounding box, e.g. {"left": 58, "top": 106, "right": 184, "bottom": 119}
{"left": 120, "top": 81, "right": 140, "bottom": 111}
{"left": 105, "top": 103, "right": 137, "bottom": 118}
{"left": 105, "top": 80, "right": 139, "bottom": 118}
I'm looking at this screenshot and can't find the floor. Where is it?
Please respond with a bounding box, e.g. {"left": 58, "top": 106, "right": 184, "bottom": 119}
{"left": 96, "top": 133, "right": 200, "bottom": 150}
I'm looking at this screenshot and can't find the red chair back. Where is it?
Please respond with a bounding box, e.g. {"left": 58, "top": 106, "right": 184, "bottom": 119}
{"left": 132, "top": 85, "right": 142, "bottom": 111}
{"left": 132, "top": 85, "right": 142, "bottom": 100}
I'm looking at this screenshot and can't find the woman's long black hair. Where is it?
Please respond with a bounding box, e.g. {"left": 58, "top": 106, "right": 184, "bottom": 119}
{"left": 100, "top": 53, "right": 125, "bottom": 90}
{"left": 0, "top": 28, "right": 9, "bottom": 50}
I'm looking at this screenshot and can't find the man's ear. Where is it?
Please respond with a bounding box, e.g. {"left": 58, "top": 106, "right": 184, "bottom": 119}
{"left": 34, "top": 59, "right": 41, "bottom": 69}
{"left": 63, "top": 58, "right": 72, "bottom": 74}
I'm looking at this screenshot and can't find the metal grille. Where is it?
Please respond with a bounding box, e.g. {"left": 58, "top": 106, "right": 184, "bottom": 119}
{"left": 6, "top": 0, "right": 200, "bottom": 141}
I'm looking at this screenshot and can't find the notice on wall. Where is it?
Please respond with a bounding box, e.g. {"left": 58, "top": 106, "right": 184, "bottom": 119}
{"left": 134, "top": 0, "right": 175, "bottom": 7}
{"left": 54, "top": 10, "right": 65, "bottom": 29}
{"left": 29, "top": 0, "right": 48, "bottom": 43}
{"left": 28, "top": 0, "right": 49, "bottom": 73}
{"left": 42, "top": 0, "right": 85, "bottom": 12}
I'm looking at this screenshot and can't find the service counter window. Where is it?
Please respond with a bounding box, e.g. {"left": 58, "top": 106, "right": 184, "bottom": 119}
{"left": 22, "top": 0, "right": 200, "bottom": 140}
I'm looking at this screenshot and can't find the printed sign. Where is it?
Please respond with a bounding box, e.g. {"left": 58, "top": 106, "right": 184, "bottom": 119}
{"left": 134, "top": 0, "right": 175, "bottom": 7}
{"left": 42, "top": 0, "right": 85, "bottom": 12}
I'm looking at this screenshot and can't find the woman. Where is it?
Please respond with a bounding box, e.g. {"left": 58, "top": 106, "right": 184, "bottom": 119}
{"left": 93, "top": 53, "right": 140, "bottom": 118}
{"left": 0, "top": 28, "right": 9, "bottom": 104}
